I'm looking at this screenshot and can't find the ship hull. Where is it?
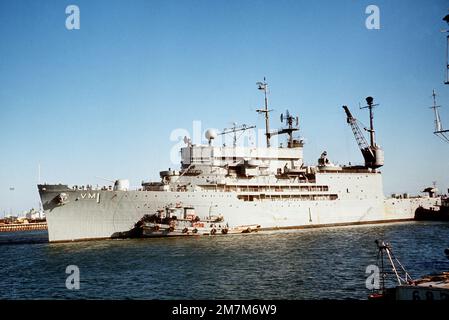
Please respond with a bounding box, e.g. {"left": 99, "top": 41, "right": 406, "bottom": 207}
{"left": 38, "top": 186, "right": 439, "bottom": 242}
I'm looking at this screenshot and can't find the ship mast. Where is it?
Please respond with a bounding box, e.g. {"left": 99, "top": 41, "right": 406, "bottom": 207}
{"left": 256, "top": 78, "right": 272, "bottom": 147}
{"left": 360, "top": 96, "right": 378, "bottom": 148}
{"left": 343, "top": 97, "right": 384, "bottom": 169}
{"left": 446, "top": 31, "right": 449, "bottom": 85}
{"left": 372, "top": 240, "right": 413, "bottom": 298}
{"left": 430, "top": 89, "right": 449, "bottom": 143}
{"left": 431, "top": 89, "right": 443, "bottom": 132}
{"left": 443, "top": 14, "right": 449, "bottom": 84}
{"left": 271, "top": 110, "right": 299, "bottom": 147}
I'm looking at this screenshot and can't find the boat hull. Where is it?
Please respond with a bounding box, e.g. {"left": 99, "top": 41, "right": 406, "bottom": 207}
{"left": 38, "top": 186, "right": 439, "bottom": 242}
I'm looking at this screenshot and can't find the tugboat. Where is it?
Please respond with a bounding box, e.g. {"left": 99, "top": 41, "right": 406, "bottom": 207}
{"left": 141, "top": 205, "right": 227, "bottom": 237}
{"left": 38, "top": 81, "right": 439, "bottom": 243}
{"left": 140, "top": 205, "right": 260, "bottom": 237}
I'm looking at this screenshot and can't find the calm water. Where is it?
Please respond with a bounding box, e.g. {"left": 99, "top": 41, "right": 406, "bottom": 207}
{"left": 1, "top": 221, "right": 449, "bottom": 299}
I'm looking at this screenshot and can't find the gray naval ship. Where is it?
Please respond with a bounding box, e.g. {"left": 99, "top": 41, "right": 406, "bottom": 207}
{"left": 38, "top": 80, "right": 439, "bottom": 242}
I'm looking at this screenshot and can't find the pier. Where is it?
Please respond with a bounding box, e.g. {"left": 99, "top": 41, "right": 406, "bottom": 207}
{"left": 0, "top": 222, "right": 47, "bottom": 233}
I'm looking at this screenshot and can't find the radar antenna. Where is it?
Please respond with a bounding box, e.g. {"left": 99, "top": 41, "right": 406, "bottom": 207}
{"left": 218, "top": 123, "right": 256, "bottom": 147}
{"left": 270, "top": 109, "right": 300, "bottom": 147}
{"left": 430, "top": 89, "right": 449, "bottom": 143}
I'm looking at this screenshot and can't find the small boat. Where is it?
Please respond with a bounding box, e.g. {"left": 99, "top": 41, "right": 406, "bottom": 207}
{"left": 141, "top": 206, "right": 227, "bottom": 237}
{"left": 368, "top": 240, "right": 449, "bottom": 300}
{"left": 140, "top": 205, "right": 261, "bottom": 237}
{"left": 227, "top": 224, "right": 261, "bottom": 234}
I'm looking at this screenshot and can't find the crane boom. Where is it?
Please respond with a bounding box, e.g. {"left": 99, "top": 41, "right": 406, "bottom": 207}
{"left": 342, "top": 104, "right": 383, "bottom": 169}
{"left": 343, "top": 106, "right": 371, "bottom": 152}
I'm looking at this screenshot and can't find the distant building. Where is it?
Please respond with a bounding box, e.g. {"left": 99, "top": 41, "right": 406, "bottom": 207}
{"left": 25, "top": 208, "right": 45, "bottom": 220}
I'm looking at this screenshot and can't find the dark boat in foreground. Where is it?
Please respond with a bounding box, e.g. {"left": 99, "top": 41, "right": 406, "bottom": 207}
{"left": 368, "top": 240, "right": 449, "bottom": 300}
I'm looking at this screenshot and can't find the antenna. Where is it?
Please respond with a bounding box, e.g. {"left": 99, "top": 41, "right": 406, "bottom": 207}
{"left": 218, "top": 123, "right": 256, "bottom": 147}
{"left": 446, "top": 33, "right": 449, "bottom": 85}
{"left": 183, "top": 136, "right": 192, "bottom": 147}
{"left": 95, "top": 176, "right": 115, "bottom": 183}
{"left": 431, "top": 90, "right": 443, "bottom": 132}
{"left": 443, "top": 14, "right": 449, "bottom": 84}
{"left": 276, "top": 109, "right": 300, "bottom": 146}
{"left": 256, "top": 77, "right": 273, "bottom": 147}
{"left": 430, "top": 90, "right": 449, "bottom": 143}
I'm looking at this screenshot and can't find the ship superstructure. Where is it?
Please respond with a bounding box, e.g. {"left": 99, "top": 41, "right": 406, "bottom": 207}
{"left": 38, "top": 81, "right": 439, "bottom": 242}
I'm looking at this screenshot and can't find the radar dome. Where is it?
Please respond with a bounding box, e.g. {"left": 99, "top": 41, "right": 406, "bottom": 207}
{"left": 205, "top": 129, "right": 218, "bottom": 141}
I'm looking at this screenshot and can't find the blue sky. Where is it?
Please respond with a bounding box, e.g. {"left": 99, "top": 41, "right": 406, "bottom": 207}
{"left": 1, "top": 0, "right": 449, "bottom": 214}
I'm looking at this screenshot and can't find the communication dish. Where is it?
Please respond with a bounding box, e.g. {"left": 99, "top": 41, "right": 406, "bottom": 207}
{"left": 280, "top": 113, "right": 284, "bottom": 123}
